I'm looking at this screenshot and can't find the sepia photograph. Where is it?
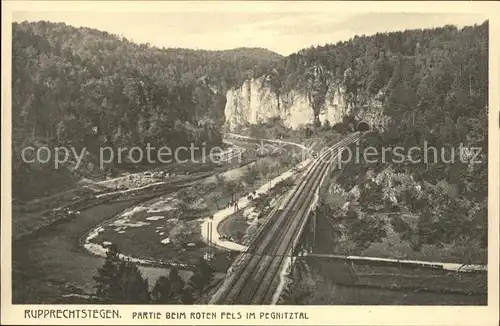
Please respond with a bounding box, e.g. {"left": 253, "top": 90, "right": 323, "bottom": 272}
{"left": 2, "top": 1, "right": 499, "bottom": 325}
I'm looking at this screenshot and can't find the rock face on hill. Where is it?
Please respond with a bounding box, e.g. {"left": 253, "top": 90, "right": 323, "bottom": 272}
{"left": 224, "top": 76, "right": 388, "bottom": 130}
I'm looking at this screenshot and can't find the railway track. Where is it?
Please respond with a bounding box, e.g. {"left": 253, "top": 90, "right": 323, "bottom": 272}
{"left": 210, "top": 133, "right": 360, "bottom": 304}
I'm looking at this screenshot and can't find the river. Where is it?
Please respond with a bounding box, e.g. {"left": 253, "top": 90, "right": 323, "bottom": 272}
{"left": 13, "top": 195, "right": 194, "bottom": 303}
{"left": 11, "top": 157, "right": 263, "bottom": 303}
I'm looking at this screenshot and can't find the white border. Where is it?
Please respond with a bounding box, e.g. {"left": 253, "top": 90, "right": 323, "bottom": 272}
{"left": 2, "top": 2, "right": 499, "bottom": 325}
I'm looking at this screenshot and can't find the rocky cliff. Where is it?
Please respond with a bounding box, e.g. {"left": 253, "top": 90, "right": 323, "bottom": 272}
{"left": 224, "top": 76, "right": 388, "bottom": 130}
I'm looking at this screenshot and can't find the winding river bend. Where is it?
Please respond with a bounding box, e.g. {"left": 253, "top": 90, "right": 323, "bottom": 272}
{"left": 13, "top": 194, "right": 187, "bottom": 303}
{"left": 13, "top": 151, "right": 257, "bottom": 303}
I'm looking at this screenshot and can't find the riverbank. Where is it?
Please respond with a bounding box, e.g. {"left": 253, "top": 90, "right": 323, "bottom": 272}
{"left": 11, "top": 141, "right": 251, "bottom": 303}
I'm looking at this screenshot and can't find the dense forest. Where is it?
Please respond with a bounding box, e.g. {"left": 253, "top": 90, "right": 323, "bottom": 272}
{"left": 259, "top": 22, "right": 488, "bottom": 130}
{"left": 250, "top": 21, "right": 488, "bottom": 205}
{"left": 12, "top": 20, "right": 488, "bottom": 205}
{"left": 12, "top": 21, "right": 282, "bottom": 199}
{"left": 303, "top": 22, "right": 486, "bottom": 186}
{"left": 11, "top": 20, "right": 489, "bottom": 305}
{"left": 270, "top": 22, "right": 488, "bottom": 258}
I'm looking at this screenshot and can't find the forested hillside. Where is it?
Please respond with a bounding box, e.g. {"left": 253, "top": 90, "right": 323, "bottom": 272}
{"left": 267, "top": 22, "right": 488, "bottom": 260}
{"left": 231, "top": 22, "right": 489, "bottom": 262}
{"left": 12, "top": 21, "right": 281, "bottom": 199}
{"left": 252, "top": 22, "right": 488, "bottom": 198}
{"left": 258, "top": 22, "right": 488, "bottom": 130}
{"left": 12, "top": 20, "right": 488, "bottom": 208}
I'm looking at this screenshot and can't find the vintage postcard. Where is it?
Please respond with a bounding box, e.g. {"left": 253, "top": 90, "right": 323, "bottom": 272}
{"left": 1, "top": 1, "right": 499, "bottom": 325}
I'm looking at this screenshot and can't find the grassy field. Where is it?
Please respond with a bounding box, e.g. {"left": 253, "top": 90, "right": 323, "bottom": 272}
{"left": 88, "top": 189, "right": 239, "bottom": 270}
{"left": 294, "top": 282, "right": 487, "bottom": 305}
{"left": 307, "top": 258, "right": 487, "bottom": 294}
{"left": 280, "top": 259, "right": 487, "bottom": 305}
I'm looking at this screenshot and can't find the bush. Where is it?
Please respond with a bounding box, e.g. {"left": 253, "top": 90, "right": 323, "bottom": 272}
{"left": 188, "top": 258, "right": 215, "bottom": 300}
{"left": 93, "top": 245, "right": 150, "bottom": 303}
{"left": 151, "top": 268, "right": 185, "bottom": 304}
{"left": 347, "top": 215, "right": 387, "bottom": 250}
{"left": 390, "top": 215, "right": 411, "bottom": 239}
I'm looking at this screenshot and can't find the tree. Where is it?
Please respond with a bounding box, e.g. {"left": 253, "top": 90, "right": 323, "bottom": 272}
{"left": 224, "top": 180, "right": 243, "bottom": 202}
{"left": 12, "top": 21, "right": 281, "bottom": 200}
{"left": 151, "top": 276, "right": 171, "bottom": 303}
{"left": 270, "top": 159, "right": 282, "bottom": 175}
{"left": 261, "top": 65, "right": 285, "bottom": 110}
{"left": 282, "top": 275, "right": 316, "bottom": 304}
{"left": 188, "top": 258, "right": 215, "bottom": 300}
{"left": 256, "top": 160, "right": 273, "bottom": 189}
{"left": 170, "top": 222, "right": 189, "bottom": 245}
{"left": 250, "top": 125, "right": 267, "bottom": 143}
{"left": 322, "top": 119, "right": 331, "bottom": 130}
{"left": 12, "top": 21, "right": 488, "bottom": 256}
{"left": 347, "top": 215, "right": 387, "bottom": 251}
{"left": 206, "top": 185, "right": 224, "bottom": 210}
{"left": 168, "top": 267, "right": 186, "bottom": 300}
{"left": 151, "top": 268, "right": 185, "bottom": 304}
{"left": 215, "top": 173, "right": 226, "bottom": 189}
{"left": 178, "top": 189, "right": 197, "bottom": 214}
{"left": 451, "top": 235, "right": 483, "bottom": 271}
{"left": 359, "top": 180, "right": 384, "bottom": 209}
{"left": 116, "top": 260, "right": 150, "bottom": 303}
{"left": 278, "top": 152, "right": 298, "bottom": 172}
{"left": 181, "top": 286, "right": 195, "bottom": 304}
{"left": 243, "top": 166, "right": 259, "bottom": 190}
{"left": 94, "top": 244, "right": 122, "bottom": 299}
{"left": 93, "top": 245, "right": 150, "bottom": 303}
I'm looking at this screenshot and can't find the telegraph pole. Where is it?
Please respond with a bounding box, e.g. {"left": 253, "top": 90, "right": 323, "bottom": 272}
{"left": 207, "top": 215, "right": 214, "bottom": 260}
{"left": 207, "top": 222, "right": 210, "bottom": 259}
{"left": 311, "top": 210, "right": 316, "bottom": 253}
{"left": 209, "top": 218, "right": 212, "bottom": 257}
